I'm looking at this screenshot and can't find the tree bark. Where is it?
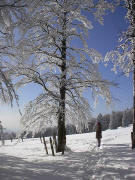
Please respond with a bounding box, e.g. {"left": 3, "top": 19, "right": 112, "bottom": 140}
{"left": 132, "top": 58, "right": 135, "bottom": 149}
{"left": 57, "top": 12, "right": 67, "bottom": 152}
{"left": 131, "top": 0, "right": 135, "bottom": 149}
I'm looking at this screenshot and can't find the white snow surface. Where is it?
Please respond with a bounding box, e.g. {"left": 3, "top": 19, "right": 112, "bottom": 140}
{"left": 0, "top": 125, "right": 135, "bottom": 180}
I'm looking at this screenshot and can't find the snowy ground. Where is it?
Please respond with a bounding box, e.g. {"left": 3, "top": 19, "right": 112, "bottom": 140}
{"left": 0, "top": 126, "right": 135, "bottom": 180}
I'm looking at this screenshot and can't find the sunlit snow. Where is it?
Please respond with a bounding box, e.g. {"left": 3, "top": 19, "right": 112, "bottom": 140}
{"left": 0, "top": 126, "right": 135, "bottom": 180}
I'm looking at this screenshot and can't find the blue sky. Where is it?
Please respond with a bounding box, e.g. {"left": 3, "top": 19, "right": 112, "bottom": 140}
{"left": 0, "top": 5, "right": 133, "bottom": 131}
{"left": 85, "top": 5, "right": 132, "bottom": 116}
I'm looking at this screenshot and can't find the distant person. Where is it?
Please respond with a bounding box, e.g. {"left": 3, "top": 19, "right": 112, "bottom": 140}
{"left": 96, "top": 122, "right": 102, "bottom": 147}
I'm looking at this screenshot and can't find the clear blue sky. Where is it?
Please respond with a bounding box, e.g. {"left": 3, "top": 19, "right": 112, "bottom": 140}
{"left": 85, "top": 5, "right": 132, "bottom": 116}
{"left": 0, "top": 5, "right": 132, "bottom": 131}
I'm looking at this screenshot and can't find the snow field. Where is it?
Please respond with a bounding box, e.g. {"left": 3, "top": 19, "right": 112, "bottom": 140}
{"left": 0, "top": 126, "right": 135, "bottom": 180}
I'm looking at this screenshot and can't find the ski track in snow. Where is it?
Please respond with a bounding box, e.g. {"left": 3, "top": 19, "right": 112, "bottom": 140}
{"left": 0, "top": 126, "right": 135, "bottom": 180}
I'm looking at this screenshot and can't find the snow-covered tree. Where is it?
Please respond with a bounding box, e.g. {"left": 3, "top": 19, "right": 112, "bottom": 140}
{"left": 0, "top": 0, "right": 26, "bottom": 105}
{"left": 122, "top": 110, "right": 128, "bottom": 127}
{"left": 66, "top": 124, "right": 76, "bottom": 135}
{"left": 21, "top": 93, "right": 92, "bottom": 136}
{"left": 127, "top": 108, "right": 133, "bottom": 124}
{"left": 105, "top": 0, "right": 135, "bottom": 148}
{"left": 116, "top": 111, "right": 123, "bottom": 127}
{"left": 0, "top": 68, "right": 18, "bottom": 106}
{"left": 97, "top": 113, "right": 103, "bottom": 122}
{"left": 109, "top": 111, "right": 123, "bottom": 129}
{"left": 88, "top": 117, "right": 97, "bottom": 132}
{"left": 102, "top": 113, "right": 110, "bottom": 130}
{"left": 8, "top": 0, "right": 116, "bottom": 151}
{"left": 109, "top": 111, "right": 119, "bottom": 129}
{"left": 122, "top": 108, "right": 133, "bottom": 127}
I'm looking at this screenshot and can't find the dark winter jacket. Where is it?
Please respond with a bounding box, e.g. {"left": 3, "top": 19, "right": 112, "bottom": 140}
{"left": 96, "top": 122, "right": 102, "bottom": 139}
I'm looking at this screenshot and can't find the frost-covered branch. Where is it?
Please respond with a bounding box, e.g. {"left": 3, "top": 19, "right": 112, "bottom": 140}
{"left": 104, "top": 0, "right": 135, "bottom": 76}
{"left": 0, "top": 0, "right": 26, "bottom": 105}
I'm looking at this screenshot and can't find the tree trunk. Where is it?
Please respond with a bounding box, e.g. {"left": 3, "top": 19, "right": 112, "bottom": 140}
{"left": 57, "top": 111, "right": 66, "bottom": 152}
{"left": 57, "top": 39, "right": 66, "bottom": 152}
{"left": 131, "top": 0, "right": 135, "bottom": 149}
{"left": 132, "top": 59, "right": 135, "bottom": 148}
{"left": 57, "top": 12, "right": 67, "bottom": 152}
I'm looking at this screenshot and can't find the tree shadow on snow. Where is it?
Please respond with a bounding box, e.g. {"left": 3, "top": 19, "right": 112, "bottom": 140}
{"left": 0, "top": 154, "right": 74, "bottom": 180}
{"left": 0, "top": 144, "right": 135, "bottom": 180}
{"left": 0, "top": 151, "right": 95, "bottom": 180}
{"left": 91, "top": 144, "right": 135, "bottom": 180}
